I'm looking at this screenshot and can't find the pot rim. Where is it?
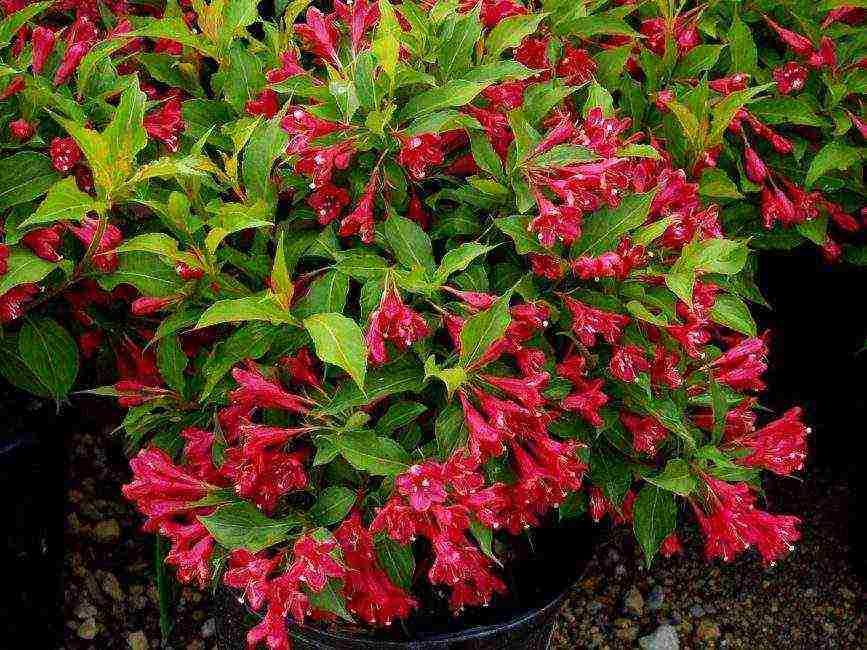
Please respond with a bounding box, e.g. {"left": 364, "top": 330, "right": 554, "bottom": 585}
{"left": 284, "top": 587, "right": 569, "bottom": 648}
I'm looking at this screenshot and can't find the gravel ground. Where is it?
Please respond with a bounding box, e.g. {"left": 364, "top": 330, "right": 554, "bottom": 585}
{"left": 62, "top": 424, "right": 862, "bottom": 650}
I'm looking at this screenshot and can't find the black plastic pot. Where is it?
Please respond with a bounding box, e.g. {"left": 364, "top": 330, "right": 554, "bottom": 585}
{"left": 216, "top": 519, "right": 596, "bottom": 650}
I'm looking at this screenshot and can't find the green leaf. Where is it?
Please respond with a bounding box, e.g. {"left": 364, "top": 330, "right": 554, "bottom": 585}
{"left": 373, "top": 0, "right": 401, "bottom": 82}
{"left": 377, "top": 401, "right": 427, "bottom": 435}
{"left": 698, "top": 168, "right": 743, "bottom": 200}
{"left": 97, "top": 253, "right": 185, "bottom": 297}
{"left": 310, "top": 487, "right": 356, "bottom": 526}
{"left": 0, "top": 335, "right": 50, "bottom": 398}
{"left": 665, "top": 238, "right": 748, "bottom": 304}
{"left": 728, "top": 14, "right": 757, "bottom": 75}
{"left": 398, "top": 80, "right": 490, "bottom": 122}
{"left": 205, "top": 201, "right": 273, "bottom": 254}
{"left": 434, "top": 400, "right": 468, "bottom": 460}
{"left": 589, "top": 448, "right": 632, "bottom": 507}
{"left": 294, "top": 270, "right": 349, "bottom": 319}
{"left": 673, "top": 45, "right": 724, "bottom": 78}
{"left": 749, "top": 97, "right": 829, "bottom": 128}
{"left": 18, "top": 317, "right": 79, "bottom": 402}
{"left": 157, "top": 336, "right": 188, "bottom": 394}
{"left": 459, "top": 289, "right": 513, "bottom": 369}
{"left": 424, "top": 355, "right": 468, "bottom": 401}
{"left": 583, "top": 81, "right": 614, "bottom": 117}
{"left": 533, "top": 144, "right": 599, "bottom": 167}
{"left": 495, "top": 215, "right": 546, "bottom": 254}
{"left": 335, "top": 250, "right": 390, "bottom": 281}
{"left": 243, "top": 120, "right": 290, "bottom": 206}
{"left": 558, "top": 11, "right": 639, "bottom": 39}
{"left": 334, "top": 429, "right": 410, "bottom": 476}
{"left": 383, "top": 214, "right": 435, "bottom": 272}
{"left": 708, "top": 83, "right": 774, "bottom": 146}
{"left": 469, "top": 131, "right": 506, "bottom": 181}
{"left": 804, "top": 142, "right": 864, "bottom": 188}
{"left": 304, "top": 313, "right": 367, "bottom": 389}
{"left": 375, "top": 535, "right": 415, "bottom": 590}
{"left": 645, "top": 459, "right": 697, "bottom": 496}
{"left": 199, "top": 502, "right": 301, "bottom": 552}
{"left": 0, "top": 2, "right": 50, "bottom": 48}
{"left": 0, "top": 152, "right": 59, "bottom": 211}
{"left": 200, "top": 323, "right": 278, "bottom": 401}
{"left": 463, "top": 60, "right": 535, "bottom": 84}
{"left": 709, "top": 293, "right": 756, "bottom": 336}
{"left": 0, "top": 249, "right": 58, "bottom": 296}
{"left": 322, "top": 356, "right": 424, "bottom": 414}
{"left": 103, "top": 79, "right": 148, "bottom": 177}
{"left": 571, "top": 190, "right": 657, "bottom": 257}
{"left": 437, "top": 6, "right": 482, "bottom": 80}
{"left": 508, "top": 108, "right": 541, "bottom": 163}
{"left": 484, "top": 12, "right": 546, "bottom": 62}
{"left": 633, "top": 485, "right": 677, "bottom": 568}
{"left": 20, "top": 177, "right": 99, "bottom": 229}
{"left": 196, "top": 295, "right": 297, "bottom": 329}
{"left": 433, "top": 243, "right": 493, "bottom": 284}
{"left": 626, "top": 300, "right": 669, "bottom": 327}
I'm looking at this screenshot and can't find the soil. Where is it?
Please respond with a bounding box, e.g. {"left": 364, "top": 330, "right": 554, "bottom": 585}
{"left": 53, "top": 417, "right": 862, "bottom": 650}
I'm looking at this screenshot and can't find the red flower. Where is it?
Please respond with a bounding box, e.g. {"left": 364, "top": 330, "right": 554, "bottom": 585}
{"left": 54, "top": 42, "right": 91, "bottom": 86}
{"left": 650, "top": 346, "right": 683, "bottom": 388}
{"left": 289, "top": 536, "right": 346, "bottom": 592}
{"left": 428, "top": 534, "right": 506, "bottom": 609}
{"left": 727, "top": 407, "right": 808, "bottom": 476}
{"left": 175, "top": 261, "right": 204, "bottom": 280}
{"left": 144, "top": 98, "right": 185, "bottom": 152}
{"left": 694, "top": 477, "right": 800, "bottom": 565}
{"left": 22, "top": 226, "right": 63, "bottom": 262}
{"left": 67, "top": 216, "right": 123, "bottom": 272}
{"left": 528, "top": 253, "right": 565, "bottom": 279}
{"left": 30, "top": 26, "right": 55, "bottom": 74}
{"left": 482, "top": 80, "right": 525, "bottom": 111}
{"left": 224, "top": 549, "right": 284, "bottom": 611}
{"left": 763, "top": 15, "right": 814, "bottom": 57}
{"left": 245, "top": 89, "right": 280, "bottom": 118}
{"left": 760, "top": 184, "right": 799, "bottom": 228}
{"left": 772, "top": 62, "right": 808, "bottom": 94}
{"left": 711, "top": 336, "right": 768, "bottom": 392}
{"left": 295, "top": 141, "right": 355, "bottom": 188}
{"left": 229, "top": 362, "right": 312, "bottom": 414}
{"left": 0, "top": 283, "right": 39, "bottom": 323}
{"left": 50, "top": 137, "right": 82, "bottom": 173}
{"left": 334, "top": 512, "right": 417, "bottom": 625}
{"left": 398, "top": 133, "right": 444, "bottom": 181}
{"left": 281, "top": 106, "right": 341, "bottom": 154}
{"left": 131, "top": 296, "right": 176, "bottom": 316}
{"left": 339, "top": 175, "right": 377, "bottom": 243}
{"left": 743, "top": 146, "right": 768, "bottom": 184}
{"left": 807, "top": 37, "right": 836, "bottom": 69}
{"left": 307, "top": 182, "right": 351, "bottom": 225}
{"left": 556, "top": 45, "right": 597, "bottom": 85}
{"left": 122, "top": 447, "right": 212, "bottom": 528}
{"left": 708, "top": 74, "right": 750, "bottom": 95}
{"left": 396, "top": 462, "right": 448, "bottom": 512}
{"left": 660, "top": 533, "right": 684, "bottom": 558}
{"left": 0, "top": 244, "right": 8, "bottom": 276}
{"left": 407, "top": 192, "right": 430, "bottom": 229}
{"left": 609, "top": 345, "right": 651, "bottom": 382}
{"left": 622, "top": 412, "right": 668, "bottom": 455}
{"left": 9, "top": 118, "right": 35, "bottom": 141}
{"left": 365, "top": 284, "right": 430, "bottom": 365}
{"left": 266, "top": 50, "right": 306, "bottom": 84}
{"left": 335, "top": 0, "right": 380, "bottom": 53}
{"left": 561, "top": 378, "right": 608, "bottom": 427}
{"left": 279, "top": 347, "right": 321, "bottom": 388}
{"left": 295, "top": 7, "right": 341, "bottom": 67}
{"left": 515, "top": 36, "right": 550, "bottom": 71}
{"left": 562, "top": 296, "right": 630, "bottom": 347}
{"left": 0, "top": 75, "right": 24, "bottom": 100}
{"left": 162, "top": 517, "right": 215, "bottom": 587}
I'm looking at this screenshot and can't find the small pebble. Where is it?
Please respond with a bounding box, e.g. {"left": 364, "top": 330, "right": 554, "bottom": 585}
{"left": 625, "top": 586, "right": 645, "bottom": 615}
{"left": 639, "top": 623, "right": 680, "bottom": 650}
{"left": 93, "top": 519, "right": 121, "bottom": 543}
{"left": 201, "top": 618, "right": 216, "bottom": 639}
{"left": 77, "top": 618, "right": 98, "bottom": 640}
{"left": 128, "top": 630, "right": 148, "bottom": 650}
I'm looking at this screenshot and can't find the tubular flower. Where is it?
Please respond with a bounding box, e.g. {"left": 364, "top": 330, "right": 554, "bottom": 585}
{"left": 122, "top": 447, "right": 213, "bottom": 528}
{"left": 726, "top": 407, "right": 808, "bottom": 475}
{"left": 365, "top": 284, "right": 430, "bottom": 365}
{"left": 229, "top": 362, "right": 311, "bottom": 413}
{"left": 0, "top": 283, "right": 39, "bottom": 323}
{"left": 397, "top": 133, "right": 445, "bottom": 181}
{"left": 22, "top": 226, "right": 63, "bottom": 262}
{"left": 9, "top": 118, "right": 34, "bottom": 140}
{"left": 561, "top": 378, "right": 608, "bottom": 427}
{"left": 245, "top": 89, "right": 280, "bottom": 117}
{"left": 556, "top": 45, "right": 597, "bottom": 85}
{"left": 67, "top": 216, "right": 123, "bottom": 272}
{"left": 30, "top": 26, "right": 55, "bottom": 74}
{"left": 224, "top": 549, "right": 285, "bottom": 611}
{"left": 773, "top": 62, "right": 809, "bottom": 94}
{"left": 307, "top": 182, "right": 351, "bottom": 225}
{"left": 339, "top": 174, "right": 378, "bottom": 243}
{"left": 334, "top": 513, "right": 417, "bottom": 625}
{"left": 710, "top": 336, "right": 768, "bottom": 392}
{"left": 296, "top": 7, "right": 341, "bottom": 67}
{"left": 609, "top": 345, "right": 651, "bottom": 382}
{"left": 288, "top": 536, "right": 346, "bottom": 591}
{"left": 562, "top": 296, "right": 630, "bottom": 347}
{"left": 162, "top": 517, "right": 215, "bottom": 587}
{"left": 693, "top": 477, "right": 801, "bottom": 565}
{"left": 144, "top": 98, "right": 185, "bottom": 152}
{"left": 622, "top": 412, "right": 669, "bottom": 455}
{"left": 50, "top": 136, "right": 82, "bottom": 172}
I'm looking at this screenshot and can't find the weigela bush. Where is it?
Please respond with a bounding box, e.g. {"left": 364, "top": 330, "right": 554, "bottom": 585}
{"left": 1, "top": 0, "right": 865, "bottom": 647}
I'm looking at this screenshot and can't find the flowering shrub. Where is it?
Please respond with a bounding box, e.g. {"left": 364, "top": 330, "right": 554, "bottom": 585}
{"left": 1, "top": 0, "right": 864, "bottom": 647}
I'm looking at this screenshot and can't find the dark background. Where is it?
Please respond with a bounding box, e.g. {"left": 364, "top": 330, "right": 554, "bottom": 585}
{"left": 0, "top": 247, "right": 863, "bottom": 646}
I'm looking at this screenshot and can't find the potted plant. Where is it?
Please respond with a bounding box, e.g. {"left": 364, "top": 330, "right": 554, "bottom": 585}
{"left": 1, "top": 0, "right": 865, "bottom": 648}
